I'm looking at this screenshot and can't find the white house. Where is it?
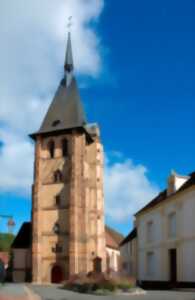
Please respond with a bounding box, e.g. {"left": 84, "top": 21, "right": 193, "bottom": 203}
{"left": 120, "top": 228, "right": 137, "bottom": 278}
{"left": 105, "top": 226, "right": 124, "bottom": 272}
{"left": 135, "top": 171, "right": 195, "bottom": 288}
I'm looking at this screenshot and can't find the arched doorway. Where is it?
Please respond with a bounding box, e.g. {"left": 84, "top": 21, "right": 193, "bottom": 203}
{"left": 93, "top": 257, "right": 102, "bottom": 273}
{"left": 51, "top": 265, "right": 64, "bottom": 283}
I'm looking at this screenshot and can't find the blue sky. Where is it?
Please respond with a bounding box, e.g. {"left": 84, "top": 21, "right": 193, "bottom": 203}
{"left": 0, "top": 0, "right": 194, "bottom": 236}
{"left": 93, "top": 0, "right": 195, "bottom": 179}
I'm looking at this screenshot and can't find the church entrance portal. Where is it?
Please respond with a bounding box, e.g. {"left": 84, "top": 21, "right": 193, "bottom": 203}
{"left": 51, "top": 265, "right": 64, "bottom": 283}
{"left": 93, "top": 257, "right": 102, "bottom": 273}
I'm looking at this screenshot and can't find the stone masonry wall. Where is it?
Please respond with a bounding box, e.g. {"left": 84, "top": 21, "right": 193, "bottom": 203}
{"left": 32, "top": 129, "right": 106, "bottom": 283}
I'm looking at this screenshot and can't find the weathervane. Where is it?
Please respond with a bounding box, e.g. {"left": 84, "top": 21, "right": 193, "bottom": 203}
{"left": 67, "top": 16, "right": 73, "bottom": 31}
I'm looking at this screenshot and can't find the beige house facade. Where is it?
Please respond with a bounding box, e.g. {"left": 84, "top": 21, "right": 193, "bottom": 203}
{"left": 135, "top": 171, "right": 195, "bottom": 288}
{"left": 120, "top": 228, "right": 137, "bottom": 278}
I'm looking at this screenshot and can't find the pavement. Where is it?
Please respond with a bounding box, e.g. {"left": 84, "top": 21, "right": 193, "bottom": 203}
{"left": 0, "top": 284, "right": 195, "bottom": 300}
{"left": 0, "top": 284, "right": 40, "bottom": 300}
{"left": 31, "top": 285, "right": 195, "bottom": 300}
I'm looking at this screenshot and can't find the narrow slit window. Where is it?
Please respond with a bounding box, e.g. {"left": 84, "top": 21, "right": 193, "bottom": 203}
{"left": 62, "top": 138, "right": 68, "bottom": 157}
{"left": 55, "top": 195, "right": 61, "bottom": 206}
{"left": 54, "top": 170, "right": 63, "bottom": 183}
{"left": 48, "top": 140, "right": 55, "bottom": 158}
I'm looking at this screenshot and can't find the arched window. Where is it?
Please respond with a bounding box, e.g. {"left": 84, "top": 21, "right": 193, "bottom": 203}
{"left": 54, "top": 170, "right": 63, "bottom": 183}
{"left": 48, "top": 140, "right": 55, "bottom": 158}
{"left": 62, "top": 138, "right": 68, "bottom": 157}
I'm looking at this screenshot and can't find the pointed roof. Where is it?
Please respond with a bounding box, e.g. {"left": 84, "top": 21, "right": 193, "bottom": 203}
{"left": 11, "top": 222, "right": 32, "bottom": 249}
{"left": 31, "top": 32, "right": 87, "bottom": 137}
{"left": 38, "top": 77, "right": 86, "bottom": 134}
{"left": 64, "top": 32, "right": 74, "bottom": 72}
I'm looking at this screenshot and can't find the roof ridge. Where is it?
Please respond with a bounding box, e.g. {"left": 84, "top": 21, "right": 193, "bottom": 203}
{"left": 135, "top": 171, "right": 195, "bottom": 216}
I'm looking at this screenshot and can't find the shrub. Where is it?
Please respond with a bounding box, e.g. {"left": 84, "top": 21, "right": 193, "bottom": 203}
{"left": 77, "top": 283, "right": 90, "bottom": 293}
{"left": 113, "top": 276, "right": 135, "bottom": 291}
{"left": 117, "top": 281, "right": 133, "bottom": 291}
{"left": 101, "top": 280, "right": 117, "bottom": 292}
{"left": 63, "top": 272, "right": 136, "bottom": 294}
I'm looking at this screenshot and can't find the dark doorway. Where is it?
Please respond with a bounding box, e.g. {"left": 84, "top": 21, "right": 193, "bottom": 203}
{"left": 51, "top": 265, "right": 64, "bottom": 283}
{"left": 93, "top": 257, "right": 102, "bottom": 273}
{"left": 169, "top": 249, "right": 177, "bottom": 284}
{"left": 0, "top": 259, "right": 5, "bottom": 283}
{"left": 106, "top": 253, "right": 110, "bottom": 272}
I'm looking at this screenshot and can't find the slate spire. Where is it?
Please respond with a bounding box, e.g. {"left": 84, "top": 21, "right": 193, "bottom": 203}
{"left": 31, "top": 31, "right": 87, "bottom": 137}
{"left": 64, "top": 32, "right": 74, "bottom": 72}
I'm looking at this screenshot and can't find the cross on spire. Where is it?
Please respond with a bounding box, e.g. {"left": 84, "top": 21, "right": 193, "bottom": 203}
{"left": 67, "top": 16, "right": 73, "bottom": 31}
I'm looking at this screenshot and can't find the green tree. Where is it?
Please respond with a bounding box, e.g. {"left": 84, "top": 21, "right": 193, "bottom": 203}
{"left": 0, "top": 234, "right": 15, "bottom": 252}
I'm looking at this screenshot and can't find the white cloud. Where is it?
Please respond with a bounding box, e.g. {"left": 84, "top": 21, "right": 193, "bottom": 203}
{"left": 0, "top": 0, "right": 104, "bottom": 133}
{"left": 105, "top": 156, "right": 159, "bottom": 222}
{"left": 0, "top": 128, "right": 33, "bottom": 193}
{"left": 0, "top": 1, "right": 159, "bottom": 225}
{"left": 0, "top": 125, "right": 159, "bottom": 223}
{"left": 0, "top": 0, "right": 104, "bottom": 192}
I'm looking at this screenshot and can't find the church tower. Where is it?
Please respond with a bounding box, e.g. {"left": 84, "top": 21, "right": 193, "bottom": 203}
{"left": 31, "top": 32, "right": 106, "bottom": 283}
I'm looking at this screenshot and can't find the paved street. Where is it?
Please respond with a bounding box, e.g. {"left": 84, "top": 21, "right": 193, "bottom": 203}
{"left": 0, "top": 284, "right": 40, "bottom": 300}
{"left": 31, "top": 285, "right": 195, "bottom": 300}
{"left": 0, "top": 284, "right": 195, "bottom": 300}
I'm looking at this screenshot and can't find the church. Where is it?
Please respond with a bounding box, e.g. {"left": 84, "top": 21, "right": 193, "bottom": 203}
{"left": 11, "top": 32, "right": 123, "bottom": 284}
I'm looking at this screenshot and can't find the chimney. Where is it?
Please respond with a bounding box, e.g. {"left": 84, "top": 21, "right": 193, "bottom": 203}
{"left": 167, "top": 170, "right": 189, "bottom": 196}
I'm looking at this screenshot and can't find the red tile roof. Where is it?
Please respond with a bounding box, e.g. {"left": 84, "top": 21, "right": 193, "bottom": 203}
{"left": 105, "top": 226, "right": 124, "bottom": 250}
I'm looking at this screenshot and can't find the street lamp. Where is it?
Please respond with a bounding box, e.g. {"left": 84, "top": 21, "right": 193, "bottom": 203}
{"left": 0, "top": 215, "right": 15, "bottom": 234}
{"left": 7, "top": 218, "right": 15, "bottom": 234}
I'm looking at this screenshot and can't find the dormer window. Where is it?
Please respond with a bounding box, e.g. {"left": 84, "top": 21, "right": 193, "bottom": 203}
{"left": 62, "top": 138, "right": 68, "bottom": 157}
{"left": 54, "top": 170, "right": 63, "bottom": 183}
{"left": 167, "top": 171, "right": 189, "bottom": 196}
{"left": 48, "top": 140, "right": 55, "bottom": 158}
{"left": 52, "top": 120, "right": 61, "bottom": 127}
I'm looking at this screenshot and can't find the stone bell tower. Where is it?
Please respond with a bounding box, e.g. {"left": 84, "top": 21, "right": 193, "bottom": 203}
{"left": 30, "top": 32, "right": 106, "bottom": 283}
